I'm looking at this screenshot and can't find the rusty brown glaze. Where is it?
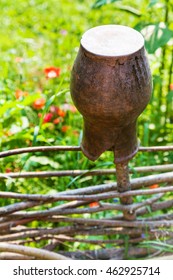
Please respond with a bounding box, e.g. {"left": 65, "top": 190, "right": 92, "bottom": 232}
{"left": 70, "top": 26, "right": 152, "bottom": 163}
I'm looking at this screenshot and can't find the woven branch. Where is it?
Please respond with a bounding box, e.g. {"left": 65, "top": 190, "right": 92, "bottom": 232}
{"left": 0, "top": 145, "right": 173, "bottom": 259}
{"left": 36, "top": 216, "right": 173, "bottom": 229}
{"left": 54, "top": 171, "right": 173, "bottom": 195}
{"left": 0, "top": 145, "right": 81, "bottom": 158}
{"left": 0, "top": 145, "right": 173, "bottom": 159}
{"left": 0, "top": 243, "right": 169, "bottom": 260}
{"left": 138, "top": 199, "right": 173, "bottom": 215}
{"left": 139, "top": 146, "right": 173, "bottom": 152}
{"left": 0, "top": 232, "right": 147, "bottom": 246}
{"left": 0, "top": 224, "right": 171, "bottom": 243}
{"left": 4, "top": 227, "right": 144, "bottom": 238}
{"left": 0, "top": 226, "right": 77, "bottom": 242}
{"left": 4, "top": 198, "right": 172, "bottom": 224}
{"left": 0, "top": 200, "right": 87, "bottom": 224}
{"left": 0, "top": 243, "right": 71, "bottom": 260}
{"left": 0, "top": 252, "right": 33, "bottom": 260}
{"left": 1, "top": 175, "right": 173, "bottom": 203}
{"left": 0, "top": 201, "right": 46, "bottom": 216}
{"left": 0, "top": 194, "right": 163, "bottom": 219}
{"left": 58, "top": 246, "right": 161, "bottom": 260}
{"left": 0, "top": 172, "right": 172, "bottom": 217}
{"left": 1, "top": 164, "right": 173, "bottom": 180}
{"left": 0, "top": 213, "right": 172, "bottom": 245}
{"left": 2, "top": 218, "right": 173, "bottom": 239}
{"left": 0, "top": 186, "right": 171, "bottom": 203}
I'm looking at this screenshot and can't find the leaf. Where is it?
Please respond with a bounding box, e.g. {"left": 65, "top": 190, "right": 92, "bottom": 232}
{"left": 167, "top": 90, "right": 173, "bottom": 103}
{"left": 116, "top": 5, "right": 141, "bottom": 17}
{"left": 153, "top": 74, "right": 162, "bottom": 86}
{"left": 141, "top": 241, "right": 173, "bottom": 253}
{"left": 22, "top": 106, "right": 39, "bottom": 124}
{"left": 26, "top": 156, "right": 60, "bottom": 169}
{"left": 92, "top": 0, "right": 120, "bottom": 9}
{"left": 0, "top": 100, "right": 18, "bottom": 117}
{"left": 143, "top": 123, "right": 149, "bottom": 146}
{"left": 92, "top": 0, "right": 141, "bottom": 17}
{"left": 20, "top": 93, "right": 41, "bottom": 107}
{"left": 32, "top": 126, "right": 39, "bottom": 146}
{"left": 148, "top": 0, "right": 160, "bottom": 8}
{"left": 0, "top": 93, "right": 40, "bottom": 118}
{"left": 141, "top": 23, "right": 173, "bottom": 54}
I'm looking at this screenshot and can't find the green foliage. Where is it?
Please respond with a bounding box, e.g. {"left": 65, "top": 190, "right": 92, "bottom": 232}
{"left": 92, "top": 0, "right": 121, "bottom": 9}
{"left": 141, "top": 240, "right": 173, "bottom": 254}
{"left": 136, "top": 23, "right": 173, "bottom": 54}
{"left": 148, "top": 0, "right": 160, "bottom": 8}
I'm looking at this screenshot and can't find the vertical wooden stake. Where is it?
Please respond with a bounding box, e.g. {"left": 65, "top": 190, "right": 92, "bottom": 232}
{"left": 116, "top": 161, "right": 136, "bottom": 220}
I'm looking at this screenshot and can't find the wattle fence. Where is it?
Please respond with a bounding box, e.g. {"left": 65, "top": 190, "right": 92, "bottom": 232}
{"left": 0, "top": 145, "right": 173, "bottom": 260}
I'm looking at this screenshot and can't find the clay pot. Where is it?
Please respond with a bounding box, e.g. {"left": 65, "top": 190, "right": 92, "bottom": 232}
{"left": 70, "top": 25, "right": 152, "bottom": 163}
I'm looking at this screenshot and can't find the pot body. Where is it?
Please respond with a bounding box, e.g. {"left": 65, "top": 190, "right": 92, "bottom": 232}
{"left": 70, "top": 43, "right": 152, "bottom": 163}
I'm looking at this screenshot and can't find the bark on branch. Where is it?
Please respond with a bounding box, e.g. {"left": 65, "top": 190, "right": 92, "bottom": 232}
{"left": 0, "top": 243, "right": 71, "bottom": 260}
{"left": 0, "top": 145, "right": 173, "bottom": 159}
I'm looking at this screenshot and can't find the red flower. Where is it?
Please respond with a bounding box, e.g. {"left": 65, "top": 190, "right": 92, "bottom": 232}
{"left": 170, "top": 84, "right": 173, "bottom": 91}
{"left": 50, "top": 105, "right": 59, "bottom": 115}
{"left": 44, "top": 66, "right": 61, "bottom": 79}
{"left": 61, "top": 125, "right": 69, "bottom": 133}
{"left": 57, "top": 108, "right": 66, "bottom": 118}
{"left": 15, "top": 89, "right": 29, "bottom": 99}
{"left": 53, "top": 118, "right": 61, "bottom": 124}
{"left": 89, "top": 202, "right": 99, "bottom": 207}
{"left": 38, "top": 113, "right": 42, "bottom": 118}
{"left": 5, "top": 168, "right": 12, "bottom": 173}
{"left": 33, "top": 97, "right": 46, "bottom": 110}
{"left": 149, "top": 184, "right": 159, "bottom": 189}
{"left": 43, "top": 113, "right": 53, "bottom": 123}
{"left": 49, "top": 105, "right": 66, "bottom": 118}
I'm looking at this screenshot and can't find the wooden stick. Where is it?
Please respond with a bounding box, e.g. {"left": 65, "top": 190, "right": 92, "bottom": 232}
{"left": 57, "top": 247, "right": 157, "bottom": 260}
{"left": 0, "top": 211, "right": 172, "bottom": 235}
{"left": 1, "top": 198, "right": 173, "bottom": 225}
{"left": 139, "top": 146, "right": 173, "bottom": 152}
{"left": 0, "top": 226, "right": 76, "bottom": 242}
{"left": 2, "top": 227, "right": 144, "bottom": 239}
{"left": 0, "top": 172, "right": 172, "bottom": 202}
{"left": 0, "top": 220, "right": 171, "bottom": 243}
{"left": 35, "top": 216, "right": 173, "bottom": 229}
{"left": 0, "top": 145, "right": 173, "bottom": 159}
{"left": 0, "top": 146, "right": 81, "bottom": 158}
{"left": 0, "top": 252, "right": 32, "bottom": 260}
{"left": 138, "top": 199, "right": 173, "bottom": 215}
{"left": 0, "top": 201, "right": 44, "bottom": 216}
{"left": 0, "top": 183, "right": 173, "bottom": 204}
{"left": 52, "top": 234, "right": 150, "bottom": 245}
{"left": 116, "top": 162, "right": 133, "bottom": 208}
{"left": 1, "top": 164, "right": 173, "bottom": 179}
{"left": 0, "top": 218, "right": 38, "bottom": 231}
{"left": 0, "top": 194, "right": 163, "bottom": 219}
{"left": 0, "top": 243, "right": 71, "bottom": 260}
